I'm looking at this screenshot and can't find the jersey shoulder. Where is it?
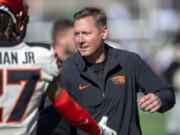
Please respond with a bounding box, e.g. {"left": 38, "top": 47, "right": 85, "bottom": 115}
{"left": 23, "top": 42, "right": 54, "bottom": 58}
{"left": 25, "top": 42, "right": 51, "bottom": 50}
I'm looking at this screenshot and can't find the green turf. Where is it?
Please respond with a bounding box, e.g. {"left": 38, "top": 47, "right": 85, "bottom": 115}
{"left": 139, "top": 110, "right": 167, "bottom": 135}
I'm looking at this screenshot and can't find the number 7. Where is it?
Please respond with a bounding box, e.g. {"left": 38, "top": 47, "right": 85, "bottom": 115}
{"left": 0, "top": 69, "right": 41, "bottom": 123}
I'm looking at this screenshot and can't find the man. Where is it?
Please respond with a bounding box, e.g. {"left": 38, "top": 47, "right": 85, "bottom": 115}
{"left": 37, "top": 19, "right": 78, "bottom": 135}
{"left": 0, "top": 1, "right": 116, "bottom": 135}
{"left": 52, "top": 19, "right": 77, "bottom": 62}
{"left": 60, "top": 7, "right": 175, "bottom": 135}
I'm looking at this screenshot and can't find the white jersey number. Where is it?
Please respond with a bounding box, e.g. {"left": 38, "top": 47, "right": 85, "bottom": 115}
{"left": 0, "top": 69, "right": 41, "bottom": 123}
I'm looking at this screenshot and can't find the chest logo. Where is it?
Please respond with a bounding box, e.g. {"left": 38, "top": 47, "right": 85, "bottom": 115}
{"left": 79, "top": 84, "right": 92, "bottom": 90}
{"left": 110, "top": 75, "right": 126, "bottom": 85}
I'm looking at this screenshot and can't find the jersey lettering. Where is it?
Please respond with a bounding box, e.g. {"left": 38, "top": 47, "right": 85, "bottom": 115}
{"left": 0, "top": 52, "right": 35, "bottom": 65}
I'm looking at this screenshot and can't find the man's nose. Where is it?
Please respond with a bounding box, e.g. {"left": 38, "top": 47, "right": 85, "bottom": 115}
{"left": 78, "top": 34, "right": 85, "bottom": 43}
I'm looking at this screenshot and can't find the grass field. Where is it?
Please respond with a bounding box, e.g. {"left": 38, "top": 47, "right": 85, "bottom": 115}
{"left": 139, "top": 110, "right": 167, "bottom": 135}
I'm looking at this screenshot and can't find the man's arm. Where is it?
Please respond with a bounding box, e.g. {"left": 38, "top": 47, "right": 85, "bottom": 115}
{"left": 47, "top": 77, "right": 117, "bottom": 135}
{"left": 134, "top": 54, "right": 175, "bottom": 113}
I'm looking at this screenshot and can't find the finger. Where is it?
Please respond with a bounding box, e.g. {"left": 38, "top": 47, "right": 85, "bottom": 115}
{"left": 144, "top": 100, "right": 159, "bottom": 112}
{"left": 99, "top": 116, "right": 108, "bottom": 125}
{"left": 137, "top": 95, "right": 151, "bottom": 106}
{"left": 139, "top": 99, "right": 154, "bottom": 111}
{"left": 149, "top": 105, "right": 161, "bottom": 113}
{"left": 112, "top": 130, "right": 117, "bottom": 135}
{"left": 138, "top": 93, "right": 161, "bottom": 111}
{"left": 139, "top": 95, "right": 160, "bottom": 111}
{"left": 101, "top": 116, "right": 108, "bottom": 125}
{"left": 137, "top": 96, "right": 152, "bottom": 110}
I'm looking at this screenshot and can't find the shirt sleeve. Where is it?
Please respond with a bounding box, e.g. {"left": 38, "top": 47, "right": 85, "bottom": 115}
{"left": 134, "top": 54, "right": 175, "bottom": 113}
{"left": 40, "top": 46, "right": 59, "bottom": 82}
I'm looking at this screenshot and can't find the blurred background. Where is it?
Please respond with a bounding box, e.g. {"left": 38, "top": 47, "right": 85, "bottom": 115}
{"left": 24, "top": 0, "right": 180, "bottom": 135}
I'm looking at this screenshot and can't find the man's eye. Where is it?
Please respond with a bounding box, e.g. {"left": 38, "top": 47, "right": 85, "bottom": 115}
{"left": 74, "top": 32, "right": 79, "bottom": 36}
{"left": 83, "top": 32, "right": 90, "bottom": 35}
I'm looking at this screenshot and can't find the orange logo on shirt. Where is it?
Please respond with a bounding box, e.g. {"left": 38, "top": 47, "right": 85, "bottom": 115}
{"left": 110, "top": 76, "right": 126, "bottom": 85}
{"left": 79, "top": 84, "right": 92, "bottom": 90}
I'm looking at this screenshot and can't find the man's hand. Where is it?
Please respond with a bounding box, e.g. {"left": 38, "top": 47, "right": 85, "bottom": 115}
{"left": 137, "top": 93, "right": 162, "bottom": 113}
{"left": 98, "top": 116, "right": 117, "bottom": 135}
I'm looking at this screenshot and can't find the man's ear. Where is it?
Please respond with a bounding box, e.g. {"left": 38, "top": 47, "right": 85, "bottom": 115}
{"left": 102, "top": 26, "right": 108, "bottom": 40}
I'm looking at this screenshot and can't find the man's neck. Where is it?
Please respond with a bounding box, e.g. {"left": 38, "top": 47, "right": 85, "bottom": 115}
{"left": 85, "top": 46, "right": 106, "bottom": 64}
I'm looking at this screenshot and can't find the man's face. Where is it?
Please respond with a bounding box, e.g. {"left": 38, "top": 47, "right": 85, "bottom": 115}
{"left": 54, "top": 27, "right": 77, "bottom": 62}
{"left": 74, "top": 16, "right": 108, "bottom": 58}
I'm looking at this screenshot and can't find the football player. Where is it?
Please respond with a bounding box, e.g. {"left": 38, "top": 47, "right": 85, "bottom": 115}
{"left": 0, "top": 0, "right": 116, "bottom": 135}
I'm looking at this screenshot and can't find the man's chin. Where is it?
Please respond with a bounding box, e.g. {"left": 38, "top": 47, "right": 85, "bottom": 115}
{"left": 80, "top": 52, "right": 89, "bottom": 57}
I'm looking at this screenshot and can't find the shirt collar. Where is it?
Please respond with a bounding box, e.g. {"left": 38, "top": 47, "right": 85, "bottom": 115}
{"left": 74, "top": 43, "right": 119, "bottom": 72}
